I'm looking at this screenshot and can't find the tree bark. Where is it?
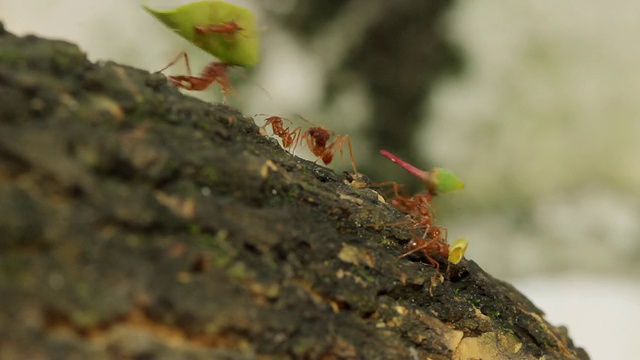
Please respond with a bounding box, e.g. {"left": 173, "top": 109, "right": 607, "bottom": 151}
{"left": 0, "top": 24, "right": 588, "bottom": 360}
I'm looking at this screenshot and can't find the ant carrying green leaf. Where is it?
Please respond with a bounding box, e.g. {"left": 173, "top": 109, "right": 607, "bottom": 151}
{"left": 144, "top": 1, "right": 260, "bottom": 102}
{"left": 144, "top": 1, "right": 259, "bottom": 67}
{"left": 374, "top": 150, "right": 468, "bottom": 291}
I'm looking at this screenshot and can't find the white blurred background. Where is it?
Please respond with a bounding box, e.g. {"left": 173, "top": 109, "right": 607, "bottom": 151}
{"left": 3, "top": 1, "right": 639, "bottom": 358}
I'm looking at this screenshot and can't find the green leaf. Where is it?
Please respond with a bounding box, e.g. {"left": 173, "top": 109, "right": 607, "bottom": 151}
{"left": 143, "top": 1, "right": 260, "bottom": 67}
{"left": 432, "top": 168, "right": 464, "bottom": 193}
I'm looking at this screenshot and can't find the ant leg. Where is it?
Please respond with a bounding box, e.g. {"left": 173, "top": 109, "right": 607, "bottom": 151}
{"left": 428, "top": 265, "right": 443, "bottom": 296}
{"left": 208, "top": 65, "right": 235, "bottom": 104}
{"left": 302, "top": 133, "right": 324, "bottom": 164}
{"left": 326, "top": 135, "right": 358, "bottom": 174}
{"left": 426, "top": 254, "right": 442, "bottom": 296}
{"left": 216, "top": 74, "right": 233, "bottom": 103}
{"left": 157, "top": 51, "right": 193, "bottom": 76}
{"left": 420, "top": 224, "right": 432, "bottom": 239}
{"left": 370, "top": 181, "right": 406, "bottom": 199}
{"left": 330, "top": 135, "right": 358, "bottom": 174}
{"left": 319, "top": 136, "right": 358, "bottom": 174}
{"left": 444, "top": 261, "right": 451, "bottom": 281}
{"left": 342, "top": 135, "right": 358, "bottom": 174}
{"left": 288, "top": 126, "right": 303, "bottom": 154}
{"left": 426, "top": 255, "right": 440, "bottom": 269}
{"left": 397, "top": 241, "right": 430, "bottom": 259}
{"left": 168, "top": 75, "right": 212, "bottom": 91}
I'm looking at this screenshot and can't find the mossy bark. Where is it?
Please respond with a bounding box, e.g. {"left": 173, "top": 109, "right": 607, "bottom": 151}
{"left": 0, "top": 24, "right": 588, "bottom": 360}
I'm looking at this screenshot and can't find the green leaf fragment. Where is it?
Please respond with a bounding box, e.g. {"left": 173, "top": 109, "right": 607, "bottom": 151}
{"left": 432, "top": 167, "right": 464, "bottom": 193}
{"left": 143, "top": 1, "right": 259, "bottom": 67}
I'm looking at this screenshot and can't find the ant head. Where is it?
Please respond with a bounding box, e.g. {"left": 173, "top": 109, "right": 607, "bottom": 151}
{"left": 428, "top": 227, "right": 444, "bottom": 240}
{"left": 308, "top": 127, "right": 330, "bottom": 141}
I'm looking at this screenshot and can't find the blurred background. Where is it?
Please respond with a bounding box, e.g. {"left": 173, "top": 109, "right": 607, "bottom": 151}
{"left": 3, "top": 0, "right": 639, "bottom": 358}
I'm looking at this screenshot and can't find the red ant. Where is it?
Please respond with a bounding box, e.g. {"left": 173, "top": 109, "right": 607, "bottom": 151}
{"left": 257, "top": 115, "right": 303, "bottom": 151}
{"left": 367, "top": 194, "right": 462, "bottom": 292}
{"left": 195, "top": 20, "right": 244, "bottom": 41}
{"left": 258, "top": 115, "right": 360, "bottom": 174}
{"left": 371, "top": 151, "right": 468, "bottom": 292}
{"left": 157, "top": 52, "right": 235, "bottom": 103}
{"left": 300, "top": 126, "right": 358, "bottom": 174}
{"left": 398, "top": 234, "right": 449, "bottom": 269}
{"left": 399, "top": 231, "right": 451, "bottom": 295}
{"left": 393, "top": 192, "right": 436, "bottom": 238}
{"left": 397, "top": 225, "right": 452, "bottom": 294}
{"left": 370, "top": 157, "right": 454, "bottom": 272}
{"left": 371, "top": 182, "right": 435, "bottom": 237}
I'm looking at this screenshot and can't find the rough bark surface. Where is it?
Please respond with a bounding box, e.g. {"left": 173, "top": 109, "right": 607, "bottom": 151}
{"left": 0, "top": 25, "right": 589, "bottom": 360}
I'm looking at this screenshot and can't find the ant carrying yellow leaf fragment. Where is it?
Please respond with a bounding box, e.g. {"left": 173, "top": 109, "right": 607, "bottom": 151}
{"left": 143, "top": 1, "right": 260, "bottom": 67}
{"left": 375, "top": 150, "right": 469, "bottom": 289}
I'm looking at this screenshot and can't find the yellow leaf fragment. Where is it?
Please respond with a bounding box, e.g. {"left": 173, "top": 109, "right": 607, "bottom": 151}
{"left": 448, "top": 238, "right": 468, "bottom": 264}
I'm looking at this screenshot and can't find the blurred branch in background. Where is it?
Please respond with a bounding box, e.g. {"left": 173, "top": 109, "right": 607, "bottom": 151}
{"left": 262, "top": 0, "right": 464, "bottom": 189}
